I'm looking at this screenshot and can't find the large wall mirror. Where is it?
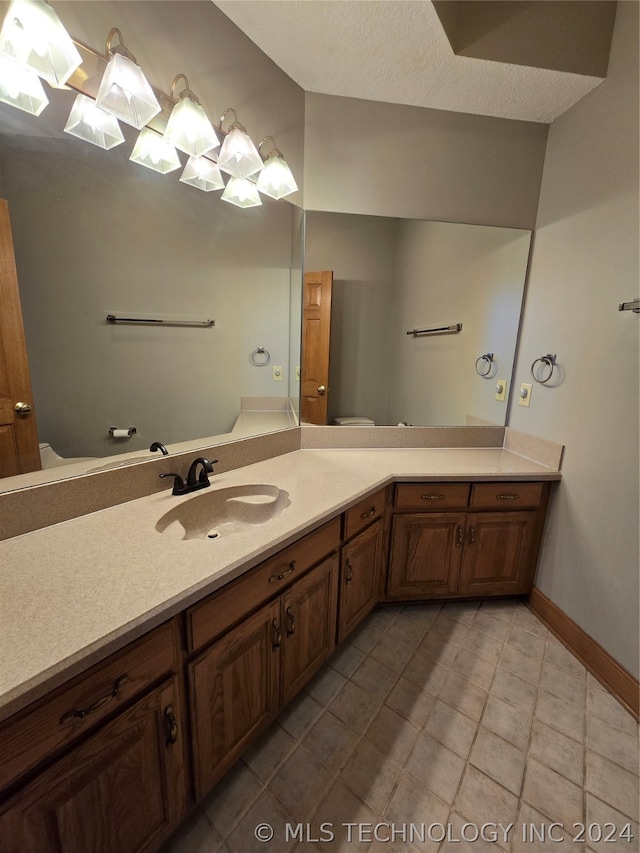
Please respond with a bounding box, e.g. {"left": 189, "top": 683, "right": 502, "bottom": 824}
{"left": 0, "top": 87, "right": 302, "bottom": 490}
{"left": 303, "top": 210, "right": 531, "bottom": 428}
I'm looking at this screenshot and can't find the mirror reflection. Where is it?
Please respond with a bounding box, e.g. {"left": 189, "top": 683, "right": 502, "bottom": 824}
{"left": 303, "top": 211, "right": 531, "bottom": 427}
{"left": 0, "top": 86, "right": 302, "bottom": 486}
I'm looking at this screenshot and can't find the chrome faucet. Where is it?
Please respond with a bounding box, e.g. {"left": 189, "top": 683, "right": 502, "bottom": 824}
{"left": 159, "top": 457, "right": 218, "bottom": 496}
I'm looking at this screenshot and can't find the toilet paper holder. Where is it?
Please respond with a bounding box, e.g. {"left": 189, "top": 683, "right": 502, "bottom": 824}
{"left": 109, "top": 426, "right": 137, "bottom": 438}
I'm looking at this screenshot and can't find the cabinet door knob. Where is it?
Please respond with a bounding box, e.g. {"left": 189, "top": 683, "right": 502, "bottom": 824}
{"left": 269, "top": 561, "right": 296, "bottom": 583}
{"left": 496, "top": 494, "right": 519, "bottom": 500}
{"left": 421, "top": 494, "right": 445, "bottom": 501}
{"left": 272, "top": 618, "right": 282, "bottom": 649}
{"left": 345, "top": 559, "right": 354, "bottom": 583}
{"left": 468, "top": 525, "right": 476, "bottom": 545}
{"left": 164, "top": 705, "right": 178, "bottom": 745}
{"left": 285, "top": 606, "right": 296, "bottom": 637}
{"left": 14, "top": 402, "right": 32, "bottom": 415}
{"left": 456, "top": 525, "right": 464, "bottom": 546}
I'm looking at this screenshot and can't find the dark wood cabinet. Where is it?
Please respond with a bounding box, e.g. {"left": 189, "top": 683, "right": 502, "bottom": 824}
{"left": 388, "top": 482, "right": 551, "bottom": 601}
{"left": 388, "top": 512, "right": 466, "bottom": 599}
{"left": 186, "top": 522, "right": 341, "bottom": 799}
{"left": 188, "top": 600, "right": 281, "bottom": 800}
{"left": 281, "top": 553, "right": 339, "bottom": 704}
{"left": 338, "top": 518, "right": 384, "bottom": 641}
{"left": 0, "top": 678, "right": 186, "bottom": 853}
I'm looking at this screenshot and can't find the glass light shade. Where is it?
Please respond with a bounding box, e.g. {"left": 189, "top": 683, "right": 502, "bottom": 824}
{"left": 130, "top": 128, "right": 181, "bottom": 174}
{"left": 0, "top": 54, "right": 48, "bottom": 115}
{"left": 221, "top": 176, "right": 262, "bottom": 208}
{"left": 180, "top": 156, "right": 224, "bottom": 192}
{"left": 64, "top": 93, "right": 125, "bottom": 150}
{"left": 0, "top": 0, "right": 81, "bottom": 85}
{"left": 96, "top": 51, "right": 160, "bottom": 130}
{"left": 256, "top": 153, "right": 298, "bottom": 200}
{"left": 164, "top": 96, "right": 219, "bottom": 158}
{"left": 217, "top": 127, "right": 263, "bottom": 180}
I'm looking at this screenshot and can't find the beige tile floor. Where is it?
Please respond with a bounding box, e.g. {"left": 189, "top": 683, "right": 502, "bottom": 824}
{"left": 163, "top": 600, "right": 639, "bottom": 853}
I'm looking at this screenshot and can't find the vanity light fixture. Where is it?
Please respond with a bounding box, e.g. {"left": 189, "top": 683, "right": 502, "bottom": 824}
{"left": 0, "top": 54, "right": 48, "bottom": 115}
{"left": 256, "top": 136, "right": 298, "bottom": 199}
{"left": 221, "top": 175, "right": 262, "bottom": 208}
{"left": 179, "top": 155, "right": 225, "bottom": 192}
{"left": 95, "top": 28, "right": 160, "bottom": 130}
{"left": 164, "top": 73, "right": 219, "bottom": 158}
{"left": 0, "top": 0, "right": 80, "bottom": 86}
{"left": 216, "top": 108, "right": 263, "bottom": 180}
{"left": 130, "top": 127, "right": 181, "bottom": 174}
{"left": 64, "top": 92, "right": 125, "bottom": 150}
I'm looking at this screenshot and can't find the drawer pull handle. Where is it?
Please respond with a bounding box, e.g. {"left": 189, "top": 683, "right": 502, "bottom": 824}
{"left": 421, "top": 494, "right": 445, "bottom": 501}
{"left": 60, "top": 674, "right": 129, "bottom": 723}
{"left": 164, "top": 705, "right": 178, "bottom": 745}
{"left": 456, "top": 525, "right": 464, "bottom": 546}
{"left": 285, "top": 606, "right": 296, "bottom": 637}
{"left": 272, "top": 618, "right": 282, "bottom": 649}
{"left": 269, "top": 561, "right": 297, "bottom": 583}
{"left": 345, "top": 559, "right": 354, "bottom": 583}
{"left": 468, "top": 525, "right": 476, "bottom": 545}
{"left": 496, "top": 494, "right": 519, "bottom": 500}
{"left": 360, "top": 506, "right": 377, "bottom": 519}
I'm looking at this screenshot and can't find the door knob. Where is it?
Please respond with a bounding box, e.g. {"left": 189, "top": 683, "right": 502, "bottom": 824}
{"left": 317, "top": 385, "right": 326, "bottom": 395}
{"left": 14, "top": 402, "right": 32, "bottom": 415}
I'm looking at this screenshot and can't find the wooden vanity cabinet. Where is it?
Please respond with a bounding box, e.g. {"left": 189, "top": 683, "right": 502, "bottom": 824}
{"left": 0, "top": 623, "right": 186, "bottom": 853}
{"left": 186, "top": 520, "right": 341, "bottom": 800}
{"left": 337, "top": 489, "right": 385, "bottom": 643}
{"left": 388, "top": 481, "right": 551, "bottom": 600}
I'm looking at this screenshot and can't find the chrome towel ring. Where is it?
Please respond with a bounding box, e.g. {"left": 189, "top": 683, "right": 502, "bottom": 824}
{"left": 250, "top": 347, "right": 271, "bottom": 366}
{"left": 531, "top": 353, "right": 557, "bottom": 384}
{"left": 475, "top": 353, "right": 494, "bottom": 376}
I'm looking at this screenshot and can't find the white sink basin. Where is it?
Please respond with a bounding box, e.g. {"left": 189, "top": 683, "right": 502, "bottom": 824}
{"left": 155, "top": 484, "right": 290, "bottom": 541}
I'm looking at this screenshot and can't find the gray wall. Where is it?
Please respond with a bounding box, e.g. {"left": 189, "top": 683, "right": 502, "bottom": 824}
{"left": 508, "top": 2, "right": 639, "bottom": 676}
{"left": 388, "top": 220, "right": 530, "bottom": 425}
{"left": 304, "top": 93, "right": 548, "bottom": 229}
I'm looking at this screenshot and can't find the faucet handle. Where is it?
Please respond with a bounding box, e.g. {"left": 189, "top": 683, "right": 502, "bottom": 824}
{"left": 159, "top": 472, "right": 185, "bottom": 494}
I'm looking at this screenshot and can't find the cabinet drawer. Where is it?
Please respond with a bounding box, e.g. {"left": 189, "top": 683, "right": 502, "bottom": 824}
{"left": 187, "top": 517, "right": 341, "bottom": 652}
{"left": 395, "top": 483, "right": 470, "bottom": 511}
{"left": 0, "top": 619, "right": 178, "bottom": 793}
{"left": 470, "top": 482, "right": 545, "bottom": 510}
{"left": 343, "top": 488, "right": 386, "bottom": 540}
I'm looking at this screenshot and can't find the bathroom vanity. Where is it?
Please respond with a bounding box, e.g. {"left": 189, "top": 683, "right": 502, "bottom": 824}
{"left": 0, "top": 446, "right": 560, "bottom": 852}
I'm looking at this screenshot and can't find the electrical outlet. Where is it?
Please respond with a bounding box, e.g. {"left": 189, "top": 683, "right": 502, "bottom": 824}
{"left": 495, "top": 379, "right": 507, "bottom": 402}
{"left": 518, "top": 383, "right": 532, "bottom": 407}
{"left": 272, "top": 365, "right": 283, "bottom": 381}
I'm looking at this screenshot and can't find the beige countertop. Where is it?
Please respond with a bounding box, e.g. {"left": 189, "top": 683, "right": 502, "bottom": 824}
{"left": 0, "top": 447, "right": 560, "bottom": 722}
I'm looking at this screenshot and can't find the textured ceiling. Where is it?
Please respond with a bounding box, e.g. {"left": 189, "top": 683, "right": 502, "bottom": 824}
{"left": 213, "top": 0, "right": 605, "bottom": 123}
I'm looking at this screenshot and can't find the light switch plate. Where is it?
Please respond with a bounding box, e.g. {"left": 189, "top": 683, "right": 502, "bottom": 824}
{"left": 518, "top": 383, "right": 532, "bottom": 407}
{"left": 295, "top": 366, "right": 300, "bottom": 381}
{"left": 495, "top": 379, "right": 507, "bottom": 402}
{"left": 272, "top": 365, "right": 283, "bottom": 381}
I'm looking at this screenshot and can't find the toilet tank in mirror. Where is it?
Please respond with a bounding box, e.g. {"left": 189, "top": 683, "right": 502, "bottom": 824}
{"left": 303, "top": 211, "right": 531, "bottom": 427}
{"left": 0, "top": 86, "right": 303, "bottom": 486}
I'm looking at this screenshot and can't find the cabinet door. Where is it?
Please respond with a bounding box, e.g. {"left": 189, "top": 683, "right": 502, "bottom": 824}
{"left": 338, "top": 519, "right": 383, "bottom": 642}
{"left": 387, "top": 513, "right": 466, "bottom": 600}
{"left": 0, "top": 679, "right": 186, "bottom": 853}
{"left": 281, "top": 554, "right": 339, "bottom": 705}
{"left": 188, "top": 600, "right": 281, "bottom": 800}
{"left": 458, "top": 511, "right": 538, "bottom": 596}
